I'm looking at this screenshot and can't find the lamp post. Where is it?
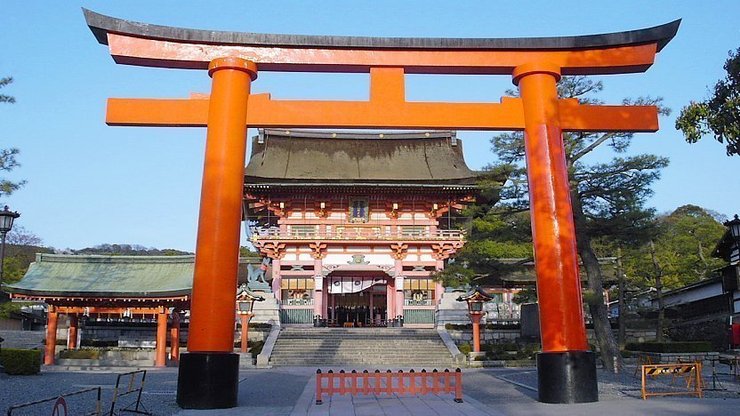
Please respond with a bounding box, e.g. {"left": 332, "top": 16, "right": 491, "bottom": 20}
{"left": 458, "top": 287, "right": 492, "bottom": 356}
{"left": 0, "top": 205, "right": 20, "bottom": 299}
{"left": 723, "top": 215, "right": 740, "bottom": 348}
{"left": 725, "top": 215, "right": 740, "bottom": 245}
{"left": 236, "top": 287, "right": 264, "bottom": 353}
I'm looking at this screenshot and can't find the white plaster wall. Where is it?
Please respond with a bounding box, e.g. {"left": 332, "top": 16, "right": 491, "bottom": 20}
{"left": 346, "top": 246, "right": 372, "bottom": 252}
{"left": 324, "top": 253, "right": 394, "bottom": 265}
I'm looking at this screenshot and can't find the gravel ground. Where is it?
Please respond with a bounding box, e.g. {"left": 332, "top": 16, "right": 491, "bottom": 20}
{"left": 1, "top": 367, "right": 313, "bottom": 416}
{"left": 1, "top": 364, "right": 737, "bottom": 415}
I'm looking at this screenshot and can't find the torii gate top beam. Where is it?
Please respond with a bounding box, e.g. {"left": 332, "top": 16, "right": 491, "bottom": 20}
{"left": 84, "top": 9, "right": 679, "bottom": 75}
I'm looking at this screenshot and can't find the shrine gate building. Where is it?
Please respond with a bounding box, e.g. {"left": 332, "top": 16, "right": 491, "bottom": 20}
{"left": 245, "top": 129, "right": 477, "bottom": 327}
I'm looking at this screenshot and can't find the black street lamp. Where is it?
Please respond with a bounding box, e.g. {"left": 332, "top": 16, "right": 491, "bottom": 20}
{"left": 725, "top": 214, "right": 740, "bottom": 244}
{"left": 0, "top": 205, "right": 20, "bottom": 298}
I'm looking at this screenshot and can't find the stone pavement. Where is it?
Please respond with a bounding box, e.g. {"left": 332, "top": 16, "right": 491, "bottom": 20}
{"left": 174, "top": 366, "right": 740, "bottom": 416}
{"left": 3, "top": 366, "right": 740, "bottom": 416}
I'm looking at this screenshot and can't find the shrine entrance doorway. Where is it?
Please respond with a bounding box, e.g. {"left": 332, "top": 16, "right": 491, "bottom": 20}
{"left": 328, "top": 282, "right": 388, "bottom": 327}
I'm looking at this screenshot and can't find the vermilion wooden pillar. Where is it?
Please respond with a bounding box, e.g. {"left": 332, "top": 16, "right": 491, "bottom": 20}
{"left": 44, "top": 306, "right": 58, "bottom": 365}
{"left": 155, "top": 309, "right": 168, "bottom": 367}
{"left": 514, "top": 63, "right": 597, "bottom": 403}
{"left": 471, "top": 313, "right": 482, "bottom": 353}
{"left": 239, "top": 313, "right": 253, "bottom": 353}
{"left": 170, "top": 311, "right": 180, "bottom": 363}
{"left": 67, "top": 315, "right": 79, "bottom": 350}
{"left": 177, "top": 57, "right": 256, "bottom": 409}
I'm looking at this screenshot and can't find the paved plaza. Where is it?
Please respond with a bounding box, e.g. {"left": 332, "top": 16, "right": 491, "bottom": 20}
{"left": 2, "top": 365, "right": 739, "bottom": 415}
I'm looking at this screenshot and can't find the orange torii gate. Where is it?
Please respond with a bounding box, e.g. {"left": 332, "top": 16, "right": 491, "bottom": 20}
{"left": 83, "top": 9, "right": 679, "bottom": 408}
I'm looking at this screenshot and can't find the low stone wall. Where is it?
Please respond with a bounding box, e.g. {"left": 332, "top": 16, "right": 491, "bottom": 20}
{"left": 446, "top": 328, "right": 519, "bottom": 345}
{"left": 62, "top": 325, "right": 272, "bottom": 348}
{"left": 446, "top": 327, "right": 657, "bottom": 347}
{"left": 633, "top": 351, "right": 720, "bottom": 364}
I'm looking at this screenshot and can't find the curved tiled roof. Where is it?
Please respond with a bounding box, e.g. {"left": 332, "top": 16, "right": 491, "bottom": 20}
{"left": 6, "top": 254, "right": 195, "bottom": 298}
{"left": 244, "top": 130, "right": 478, "bottom": 186}
{"left": 84, "top": 9, "right": 679, "bottom": 53}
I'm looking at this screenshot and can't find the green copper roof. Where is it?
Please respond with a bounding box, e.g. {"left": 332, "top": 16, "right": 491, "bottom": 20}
{"left": 6, "top": 254, "right": 195, "bottom": 298}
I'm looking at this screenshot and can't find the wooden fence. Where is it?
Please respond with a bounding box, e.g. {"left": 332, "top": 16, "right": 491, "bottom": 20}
{"left": 315, "top": 368, "right": 463, "bottom": 404}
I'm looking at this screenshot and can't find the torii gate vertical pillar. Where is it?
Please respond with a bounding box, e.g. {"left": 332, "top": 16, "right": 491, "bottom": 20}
{"left": 514, "top": 63, "right": 598, "bottom": 403}
{"left": 177, "top": 57, "right": 257, "bottom": 409}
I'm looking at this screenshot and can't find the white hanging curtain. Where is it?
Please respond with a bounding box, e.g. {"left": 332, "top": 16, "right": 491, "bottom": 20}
{"left": 328, "top": 277, "right": 384, "bottom": 294}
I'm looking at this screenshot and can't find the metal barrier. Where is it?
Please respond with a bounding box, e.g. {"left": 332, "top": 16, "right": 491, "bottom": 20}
{"left": 6, "top": 387, "right": 102, "bottom": 416}
{"left": 641, "top": 363, "right": 703, "bottom": 400}
{"left": 315, "top": 368, "right": 463, "bottom": 405}
{"left": 109, "top": 370, "right": 151, "bottom": 415}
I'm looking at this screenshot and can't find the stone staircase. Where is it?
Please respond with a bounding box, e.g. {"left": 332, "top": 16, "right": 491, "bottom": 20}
{"left": 269, "top": 327, "right": 455, "bottom": 368}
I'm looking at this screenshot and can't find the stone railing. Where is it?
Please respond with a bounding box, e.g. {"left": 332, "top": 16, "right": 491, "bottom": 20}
{"left": 250, "top": 227, "right": 464, "bottom": 241}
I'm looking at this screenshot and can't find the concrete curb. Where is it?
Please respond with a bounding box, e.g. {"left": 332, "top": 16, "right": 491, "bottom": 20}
{"left": 256, "top": 325, "right": 281, "bottom": 368}
{"left": 437, "top": 327, "right": 466, "bottom": 365}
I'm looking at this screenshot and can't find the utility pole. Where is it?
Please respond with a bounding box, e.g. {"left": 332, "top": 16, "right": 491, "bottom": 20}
{"left": 616, "top": 246, "right": 626, "bottom": 347}
{"left": 649, "top": 240, "right": 665, "bottom": 343}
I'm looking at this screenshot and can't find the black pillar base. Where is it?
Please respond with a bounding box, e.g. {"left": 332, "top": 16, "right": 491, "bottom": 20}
{"left": 177, "top": 352, "right": 239, "bottom": 409}
{"left": 537, "top": 351, "right": 598, "bottom": 403}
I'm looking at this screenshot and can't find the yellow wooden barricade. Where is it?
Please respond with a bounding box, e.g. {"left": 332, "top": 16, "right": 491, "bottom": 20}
{"left": 641, "top": 363, "right": 703, "bottom": 400}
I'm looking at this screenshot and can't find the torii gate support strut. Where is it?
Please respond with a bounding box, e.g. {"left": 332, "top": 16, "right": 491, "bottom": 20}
{"left": 84, "top": 9, "right": 679, "bottom": 408}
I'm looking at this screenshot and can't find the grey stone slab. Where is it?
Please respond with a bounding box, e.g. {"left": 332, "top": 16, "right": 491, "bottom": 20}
{"left": 376, "top": 397, "right": 413, "bottom": 416}
{"left": 353, "top": 397, "right": 383, "bottom": 416}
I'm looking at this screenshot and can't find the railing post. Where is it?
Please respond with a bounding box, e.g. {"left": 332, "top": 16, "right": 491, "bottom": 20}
{"left": 363, "top": 370, "right": 370, "bottom": 395}
{"left": 420, "top": 369, "right": 427, "bottom": 395}
{"left": 386, "top": 370, "right": 393, "bottom": 395}
{"left": 409, "top": 369, "right": 416, "bottom": 395}
{"left": 350, "top": 370, "right": 358, "bottom": 395}
{"left": 316, "top": 369, "right": 323, "bottom": 405}
{"left": 339, "top": 370, "right": 346, "bottom": 396}
{"left": 454, "top": 368, "right": 463, "bottom": 403}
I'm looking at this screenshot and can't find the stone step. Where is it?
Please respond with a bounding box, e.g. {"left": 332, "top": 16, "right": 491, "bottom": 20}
{"left": 271, "top": 352, "right": 451, "bottom": 356}
{"left": 270, "top": 326, "right": 453, "bottom": 367}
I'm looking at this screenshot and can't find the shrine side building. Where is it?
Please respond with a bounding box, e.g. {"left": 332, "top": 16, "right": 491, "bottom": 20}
{"left": 245, "top": 129, "right": 477, "bottom": 326}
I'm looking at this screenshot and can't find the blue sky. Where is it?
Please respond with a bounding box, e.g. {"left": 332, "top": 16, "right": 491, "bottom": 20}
{"left": 0, "top": 1, "right": 738, "bottom": 251}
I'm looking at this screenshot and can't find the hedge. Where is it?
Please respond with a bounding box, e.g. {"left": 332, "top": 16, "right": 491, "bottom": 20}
{"left": 0, "top": 348, "right": 42, "bottom": 375}
{"left": 58, "top": 349, "right": 101, "bottom": 359}
{"left": 624, "top": 341, "right": 713, "bottom": 353}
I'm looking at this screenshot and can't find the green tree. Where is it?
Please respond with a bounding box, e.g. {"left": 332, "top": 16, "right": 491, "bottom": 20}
{"left": 1, "top": 76, "right": 25, "bottom": 198}
{"left": 676, "top": 47, "right": 740, "bottom": 156}
{"left": 624, "top": 205, "right": 727, "bottom": 290}
{"left": 2, "top": 226, "right": 49, "bottom": 284}
{"left": 490, "top": 76, "right": 669, "bottom": 372}
{"left": 433, "top": 167, "right": 533, "bottom": 288}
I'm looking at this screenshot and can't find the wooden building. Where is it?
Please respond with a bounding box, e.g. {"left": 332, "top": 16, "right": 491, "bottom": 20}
{"left": 244, "top": 129, "right": 477, "bottom": 326}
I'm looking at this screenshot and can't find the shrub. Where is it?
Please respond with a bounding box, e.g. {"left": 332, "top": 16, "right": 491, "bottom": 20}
{"left": 667, "top": 320, "right": 728, "bottom": 351}
{"left": 80, "top": 340, "right": 117, "bottom": 348}
{"left": 248, "top": 323, "right": 272, "bottom": 329}
{"left": 249, "top": 340, "right": 265, "bottom": 358}
{"left": 624, "top": 341, "right": 713, "bottom": 353}
{"left": 445, "top": 323, "right": 471, "bottom": 331}
{"left": 0, "top": 348, "right": 41, "bottom": 375}
{"left": 457, "top": 342, "right": 472, "bottom": 355}
{"left": 58, "top": 349, "right": 101, "bottom": 359}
